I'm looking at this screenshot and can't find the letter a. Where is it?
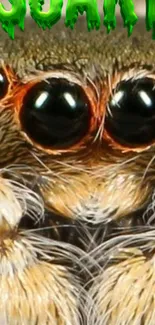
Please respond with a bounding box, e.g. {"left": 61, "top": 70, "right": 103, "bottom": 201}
{"left": 65, "top": 0, "right": 100, "bottom": 31}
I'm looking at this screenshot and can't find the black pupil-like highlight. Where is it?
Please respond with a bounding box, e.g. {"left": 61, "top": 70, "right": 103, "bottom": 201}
{"left": 0, "top": 69, "right": 8, "bottom": 98}
{"left": 105, "top": 77, "right": 155, "bottom": 146}
{"left": 20, "top": 78, "right": 91, "bottom": 149}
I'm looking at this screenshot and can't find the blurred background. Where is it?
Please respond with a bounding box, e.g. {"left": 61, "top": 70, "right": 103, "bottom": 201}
{"left": 0, "top": 0, "right": 146, "bottom": 16}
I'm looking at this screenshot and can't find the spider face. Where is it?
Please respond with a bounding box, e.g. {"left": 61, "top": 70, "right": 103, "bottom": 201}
{"left": 0, "top": 18, "right": 155, "bottom": 325}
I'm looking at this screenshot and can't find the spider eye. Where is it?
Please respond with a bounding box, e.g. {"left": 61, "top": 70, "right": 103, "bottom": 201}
{"left": 0, "top": 69, "right": 9, "bottom": 99}
{"left": 105, "top": 77, "right": 155, "bottom": 146}
{"left": 19, "top": 78, "right": 91, "bottom": 149}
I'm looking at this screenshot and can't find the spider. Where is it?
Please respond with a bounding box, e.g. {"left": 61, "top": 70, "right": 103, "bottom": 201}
{"left": 0, "top": 17, "right": 154, "bottom": 325}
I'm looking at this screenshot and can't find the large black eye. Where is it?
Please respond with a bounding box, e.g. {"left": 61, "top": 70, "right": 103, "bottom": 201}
{"left": 20, "top": 78, "right": 91, "bottom": 149}
{"left": 0, "top": 69, "right": 8, "bottom": 99}
{"left": 105, "top": 77, "right": 155, "bottom": 146}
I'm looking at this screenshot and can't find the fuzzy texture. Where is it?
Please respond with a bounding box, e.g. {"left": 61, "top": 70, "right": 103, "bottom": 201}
{"left": 0, "top": 17, "right": 155, "bottom": 324}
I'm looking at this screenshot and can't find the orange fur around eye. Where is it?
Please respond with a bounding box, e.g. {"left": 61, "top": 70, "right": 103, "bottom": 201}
{"left": 12, "top": 75, "right": 100, "bottom": 154}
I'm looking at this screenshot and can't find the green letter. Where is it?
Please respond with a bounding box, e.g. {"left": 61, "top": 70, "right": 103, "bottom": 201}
{"left": 119, "top": 0, "right": 138, "bottom": 36}
{"left": 103, "top": 0, "right": 138, "bottom": 36}
{"left": 103, "top": 0, "right": 117, "bottom": 33}
{"left": 146, "top": 0, "right": 155, "bottom": 39}
{"left": 65, "top": 0, "right": 100, "bottom": 31}
{"left": 29, "top": 0, "right": 63, "bottom": 29}
{"left": 0, "top": 0, "right": 26, "bottom": 39}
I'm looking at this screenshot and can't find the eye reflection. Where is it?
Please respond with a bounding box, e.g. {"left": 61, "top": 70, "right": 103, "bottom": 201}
{"left": 105, "top": 77, "right": 155, "bottom": 147}
{"left": 19, "top": 78, "right": 91, "bottom": 149}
